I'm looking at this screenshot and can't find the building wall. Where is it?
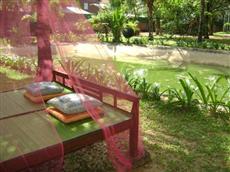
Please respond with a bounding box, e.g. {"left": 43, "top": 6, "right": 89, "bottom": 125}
{"left": 79, "top": 0, "right": 101, "bottom": 14}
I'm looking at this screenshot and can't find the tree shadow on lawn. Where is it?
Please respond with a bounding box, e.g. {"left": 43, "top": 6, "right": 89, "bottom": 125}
{"left": 139, "top": 101, "right": 230, "bottom": 172}
{"left": 0, "top": 73, "right": 32, "bottom": 92}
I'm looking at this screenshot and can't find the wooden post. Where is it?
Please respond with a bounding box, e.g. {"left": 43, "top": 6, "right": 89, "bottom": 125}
{"left": 36, "top": 0, "right": 53, "bottom": 81}
{"left": 129, "top": 100, "right": 139, "bottom": 158}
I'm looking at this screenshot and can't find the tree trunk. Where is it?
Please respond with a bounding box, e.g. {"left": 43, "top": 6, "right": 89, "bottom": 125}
{"left": 36, "top": 0, "right": 53, "bottom": 81}
{"left": 204, "top": 1, "right": 210, "bottom": 39}
{"left": 147, "top": 0, "right": 154, "bottom": 40}
{"left": 155, "top": 15, "right": 161, "bottom": 35}
{"left": 198, "top": 0, "right": 205, "bottom": 42}
{"left": 0, "top": 0, "right": 6, "bottom": 38}
{"left": 210, "top": 17, "right": 214, "bottom": 35}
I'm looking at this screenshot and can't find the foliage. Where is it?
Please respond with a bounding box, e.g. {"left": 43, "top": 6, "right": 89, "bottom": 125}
{"left": 60, "top": 58, "right": 132, "bottom": 93}
{"left": 21, "top": 13, "right": 37, "bottom": 22}
{"left": 136, "top": 78, "right": 152, "bottom": 98}
{"left": 122, "top": 21, "right": 139, "bottom": 41}
{"left": 223, "top": 22, "right": 230, "bottom": 32}
{"left": 149, "top": 82, "right": 167, "bottom": 101}
{"left": 0, "top": 54, "right": 36, "bottom": 74}
{"left": 90, "top": 4, "right": 129, "bottom": 43}
{"left": 189, "top": 73, "right": 208, "bottom": 106}
{"left": 224, "top": 100, "right": 230, "bottom": 113}
{"left": 190, "top": 73, "right": 230, "bottom": 114}
{"left": 175, "top": 39, "right": 230, "bottom": 50}
{"left": 121, "top": 66, "right": 229, "bottom": 115}
{"left": 103, "top": 0, "right": 229, "bottom": 38}
{"left": 167, "top": 78, "right": 198, "bottom": 109}
{"left": 100, "top": 33, "right": 230, "bottom": 50}
{"left": 205, "top": 77, "right": 230, "bottom": 114}
{"left": 129, "top": 36, "right": 148, "bottom": 45}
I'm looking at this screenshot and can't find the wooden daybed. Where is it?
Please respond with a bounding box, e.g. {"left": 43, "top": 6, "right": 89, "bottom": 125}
{"left": 0, "top": 70, "right": 140, "bottom": 171}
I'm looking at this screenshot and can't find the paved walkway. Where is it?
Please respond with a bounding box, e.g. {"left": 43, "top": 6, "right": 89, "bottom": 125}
{"left": 72, "top": 43, "right": 230, "bottom": 67}
{"left": 2, "top": 42, "right": 230, "bottom": 67}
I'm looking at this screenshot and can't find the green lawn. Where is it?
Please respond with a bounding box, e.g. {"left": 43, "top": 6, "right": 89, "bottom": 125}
{"left": 140, "top": 100, "right": 230, "bottom": 172}
{"left": 214, "top": 32, "right": 230, "bottom": 36}
{"left": 0, "top": 66, "right": 30, "bottom": 80}
{"left": 115, "top": 59, "right": 230, "bottom": 91}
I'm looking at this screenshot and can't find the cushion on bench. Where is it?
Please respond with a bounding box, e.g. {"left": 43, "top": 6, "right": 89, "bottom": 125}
{"left": 24, "top": 91, "right": 66, "bottom": 103}
{"left": 26, "top": 82, "right": 64, "bottom": 96}
{"left": 47, "top": 93, "right": 102, "bottom": 114}
{"left": 46, "top": 107, "right": 103, "bottom": 123}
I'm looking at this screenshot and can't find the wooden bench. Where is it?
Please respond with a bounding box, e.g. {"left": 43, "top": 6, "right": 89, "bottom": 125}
{"left": 0, "top": 70, "right": 140, "bottom": 171}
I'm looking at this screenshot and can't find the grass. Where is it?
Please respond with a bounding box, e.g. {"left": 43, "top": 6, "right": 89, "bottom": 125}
{"left": 0, "top": 66, "right": 30, "bottom": 80}
{"left": 62, "top": 56, "right": 229, "bottom": 94}
{"left": 140, "top": 100, "right": 230, "bottom": 172}
{"left": 214, "top": 32, "right": 230, "bottom": 36}
{"left": 115, "top": 59, "right": 230, "bottom": 91}
{"left": 66, "top": 57, "right": 229, "bottom": 91}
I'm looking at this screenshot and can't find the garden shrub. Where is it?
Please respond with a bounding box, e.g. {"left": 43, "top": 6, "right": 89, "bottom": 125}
{"left": 175, "top": 39, "right": 229, "bottom": 51}
{"left": 167, "top": 78, "right": 199, "bottom": 109}
{"left": 149, "top": 83, "right": 167, "bottom": 101}
{"left": 0, "top": 54, "right": 36, "bottom": 74}
{"left": 130, "top": 37, "right": 148, "bottom": 45}
{"left": 223, "top": 22, "right": 230, "bottom": 32}
{"left": 122, "top": 67, "right": 230, "bottom": 116}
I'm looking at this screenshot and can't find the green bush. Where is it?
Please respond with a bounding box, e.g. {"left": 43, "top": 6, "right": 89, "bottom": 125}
{"left": 189, "top": 73, "right": 230, "bottom": 114}
{"left": 122, "top": 68, "right": 230, "bottom": 116}
{"left": 223, "top": 22, "right": 230, "bottom": 32}
{"left": 167, "top": 78, "right": 198, "bottom": 109}
{"left": 0, "top": 54, "right": 36, "bottom": 74}
{"left": 149, "top": 83, "right": 168, "bottom": 101}
{"left": 130, "top": 37, "right": 148, "bottom": 45}
{"left": 175, "top": 39, "right": 229, "bottom": 51}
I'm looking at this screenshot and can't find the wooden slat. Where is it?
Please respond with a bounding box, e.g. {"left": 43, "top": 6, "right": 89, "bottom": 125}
{"left": 1, "top": 104, "right": 132, "bottom": 171}
{"left": 0, "top": 111, "right": 61, "bottom": 162}
{"left": 0, "top": 90, "right": 44, "bottom": 120}
{"left": 63, "top": 119, "right": 131, "bottom": 154}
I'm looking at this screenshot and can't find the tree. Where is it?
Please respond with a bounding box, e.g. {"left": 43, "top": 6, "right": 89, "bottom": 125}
{"left": 198, "top": 0, "right": 205, "bottom": 42}
{"left": 36, "top": 0, "right": 53, "bottom": 81}
{"left": 90, "top": 6, "right": 127, "bottom": 43}
{"left": 144, "top": 0, "right": 154, "bottom": 40}
{"left": 205, "top": 0, "right": 230, "bottom": 35}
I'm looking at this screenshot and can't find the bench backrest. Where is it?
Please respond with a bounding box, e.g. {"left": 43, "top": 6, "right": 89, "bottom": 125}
{"left": 52, "top": 70, "right": 139, "bottom": 114}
